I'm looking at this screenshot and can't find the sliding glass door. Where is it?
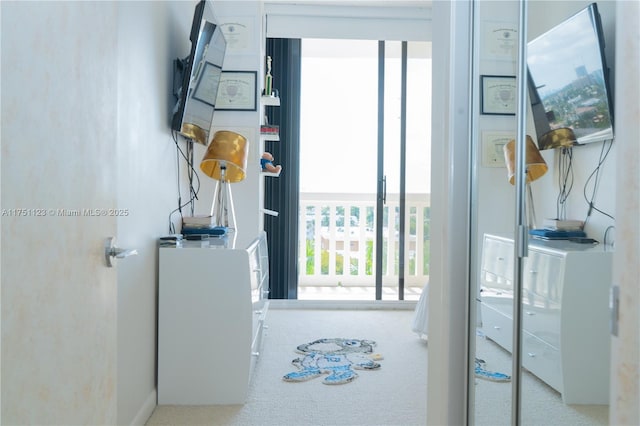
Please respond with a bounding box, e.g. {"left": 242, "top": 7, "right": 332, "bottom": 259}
{"left": 298, "top": 39, "right": 431, "bottom": 301}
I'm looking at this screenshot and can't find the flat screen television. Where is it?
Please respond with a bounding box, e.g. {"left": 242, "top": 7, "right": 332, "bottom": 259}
{"left": 171, "top": 0, "right": 227, "bottom": 145}
{"left": 527, "top": 3, "right": 614, "bottom": 149}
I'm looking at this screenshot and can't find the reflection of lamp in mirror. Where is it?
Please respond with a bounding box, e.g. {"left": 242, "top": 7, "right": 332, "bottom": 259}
{"left": 537, "top": 127, "right": 577, "bottom": 150}
{"left": 200, "top": 131, "right": 248, "bottom": 231}
{"left": 503, "top": 136, "right": 548, "bottom": 229}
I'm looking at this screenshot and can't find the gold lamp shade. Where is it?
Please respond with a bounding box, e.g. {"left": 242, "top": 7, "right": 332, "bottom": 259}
{"left": 503, "top": 135, "right": 548, "bottom": 185}
{"left": 538, "top": 127, "right": 577, "bottom": 150}
{"left": 181, "top": 123, "right": 208, "bottom": 146}
{"left": 200, "top": 131, "right": 249, "bottom": 183}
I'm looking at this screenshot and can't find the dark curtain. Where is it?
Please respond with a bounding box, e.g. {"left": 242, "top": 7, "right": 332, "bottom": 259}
{"left": 264, "top": 38, "right": 301, "bottom": 299}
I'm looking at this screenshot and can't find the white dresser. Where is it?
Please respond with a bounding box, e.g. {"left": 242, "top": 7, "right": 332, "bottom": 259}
{"left": 480, "top": 233, "right": 612, "bottom": 404}
{"left": 157, "top": 231, "right": 269, "bottom": 405}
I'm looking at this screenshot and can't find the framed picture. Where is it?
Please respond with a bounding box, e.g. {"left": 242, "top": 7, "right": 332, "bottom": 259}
{"left": 220, "top": 18, "right": 256, "bottom": 54}
{"left": 481, "top": 131, "right": 513, "bottom": 167}
{"left": 193, "top": 62, "right": 223, "bottom": 107}
{"left": 215, "top": 70, "right": 257, "bottom": 111}
{"left": 481, "top": 75, "right": 517, "bottom": 115}
{"left": 482, "top": 21, "right": 518, "bottom": 61}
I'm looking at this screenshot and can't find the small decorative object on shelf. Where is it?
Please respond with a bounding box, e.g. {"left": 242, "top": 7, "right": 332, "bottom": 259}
{"left": 260, "top": 124, "right": 279, "bottom": 135}
{"left": 264, "top": 56, "right": 273, "bottom": 96}
{"left": 260, "top": 152, "right": 282, "bottom": 175}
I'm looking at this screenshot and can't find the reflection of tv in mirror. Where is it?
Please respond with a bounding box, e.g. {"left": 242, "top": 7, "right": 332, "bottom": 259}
{"left": 171, "top": 0, "right": 227, "bottom": 145}
{"left": 527, "top": 3, "right": 613, "bottom": 149}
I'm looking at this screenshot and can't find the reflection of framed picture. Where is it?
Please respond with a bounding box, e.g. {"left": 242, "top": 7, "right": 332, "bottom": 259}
{"left": 215, "top": 70, "right": 257, "bottom": 111}
{"left": 482, "top": 21, "right": 518, "bottom": 61}
{"left": 193, "top": 62, "right": 222, "bottom": 107}
{"left": 481, "top": 131, "right": 513, "bottom": 167}
{"left": 481, "top": 75, "right": 516, "bottom": 115}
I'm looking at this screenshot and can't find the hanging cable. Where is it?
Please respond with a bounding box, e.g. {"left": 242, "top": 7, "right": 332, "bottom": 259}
{"left": 603, "top": 225, "right": 615, "bottom": 247}
{"left": 582, "top": 139, "right": 614, "bottom": 227}
{"left": 168, "top": 131, "right": 201, "bottom": 233}
{"left": 556, "top": 147, "right": 574, "bottom": 220}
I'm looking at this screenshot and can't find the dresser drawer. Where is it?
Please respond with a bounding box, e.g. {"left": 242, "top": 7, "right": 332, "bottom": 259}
{"left": 522, "top": 295, "right": 561, "bottom": 348}
{"left": 524, "top": 249, "right": 564, "bottom": 303}
{"left": 482, "top": 236, "right": 514, "bottom": 281}
{"left": 481, "top": 302, "right": 513, "bottom": 352}
{"left": 522, "top": 330, "right": 562, "bottom": 392}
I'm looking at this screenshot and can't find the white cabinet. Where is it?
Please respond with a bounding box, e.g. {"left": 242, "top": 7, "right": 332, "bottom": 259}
{"left": 157, "top": 232, "right": 269, "bottom": 405}
{"left": 480, "top": 234, "right": 613, "bottom": 404}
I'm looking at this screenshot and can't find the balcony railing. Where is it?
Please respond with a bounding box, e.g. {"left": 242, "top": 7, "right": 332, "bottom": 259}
{"left": 298, "top": 192, "right": 430, "bottom": 290}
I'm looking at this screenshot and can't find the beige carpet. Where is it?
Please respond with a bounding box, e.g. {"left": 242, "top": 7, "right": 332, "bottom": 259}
{"left": 147, "top": 307, "right": 427, "bottom": 426}
{"left": 146, "top": 306, "right": 608, "bottom": 426}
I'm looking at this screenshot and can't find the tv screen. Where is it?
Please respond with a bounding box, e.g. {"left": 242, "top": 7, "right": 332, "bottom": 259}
{"left": 171, "top": 0, "right": 227, "bottom": 145}
{"left": 527, "top": 3, "right": 613, "bottom": 149}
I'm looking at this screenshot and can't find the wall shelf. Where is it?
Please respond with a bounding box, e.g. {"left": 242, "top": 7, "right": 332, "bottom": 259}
{"left": 259, "top": 92, "right": 281, "bottom": 219}
{"left": 260, "top": 95, "right": 280, "bottom": 106}
{"left": 261, "top": 169, "right": 281, "bottom": 177}
{"left": 261, "top": 208, "right": 279, "bottom": 217}
{"left": 260, "top": 133, "right": 280, "bottom": 142}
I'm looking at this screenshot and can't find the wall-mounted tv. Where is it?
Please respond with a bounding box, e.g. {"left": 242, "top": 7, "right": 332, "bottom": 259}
{"left": 527, "top": 3, "right": 614, "bottom": 149}
{"left": 171, "top": 0, "right": 227, "bottom": 145}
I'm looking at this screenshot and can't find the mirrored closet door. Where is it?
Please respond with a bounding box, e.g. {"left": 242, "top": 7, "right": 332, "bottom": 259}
{"left": 469, "top": 1, "right": 615, "bottom": 425}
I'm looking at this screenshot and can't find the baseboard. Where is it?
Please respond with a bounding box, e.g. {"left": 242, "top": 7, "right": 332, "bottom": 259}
{"left": 131, "top": 389, "right": 157, "bottom": 426}
{"left": 269, "top": 299, "right": 416, "bottom": 310}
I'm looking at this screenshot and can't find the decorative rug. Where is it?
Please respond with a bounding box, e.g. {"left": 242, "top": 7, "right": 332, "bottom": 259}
{"left": 475, "top": 357, "right": 511, "bottom": 382}
{"left": 282, "top": 338, "right": 382, "bottom": 385}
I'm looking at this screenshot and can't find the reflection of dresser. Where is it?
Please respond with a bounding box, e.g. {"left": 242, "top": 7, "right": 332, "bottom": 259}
{"left": 158, "top": 232, "right": 269, "bottom": 405}
{"left": 480, "top": 234, "right": 612, "bottom": 404}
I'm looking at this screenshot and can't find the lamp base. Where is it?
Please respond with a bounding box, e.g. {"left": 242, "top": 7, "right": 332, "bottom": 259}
{"left": 526, "top": 183, "right": 538, "bottom": 230}
{"left": 211, "top": 179, "right": 237, "bottom": 231}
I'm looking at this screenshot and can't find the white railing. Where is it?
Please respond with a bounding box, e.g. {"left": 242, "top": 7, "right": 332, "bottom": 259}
{"left": 298, "top": 192, "right": 430, "bottom": 288}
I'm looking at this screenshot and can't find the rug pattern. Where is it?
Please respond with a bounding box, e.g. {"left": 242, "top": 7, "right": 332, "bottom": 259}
{"left": 283, "top": 338, "right": 381, "bottom": 385}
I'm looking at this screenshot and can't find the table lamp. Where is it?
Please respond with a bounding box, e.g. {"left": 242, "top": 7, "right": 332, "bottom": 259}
{"left": 200, "top": 130, "right": 249, "bottom": 231}
{"left": 503, "top": 135, "right": 548, "bottom": 229}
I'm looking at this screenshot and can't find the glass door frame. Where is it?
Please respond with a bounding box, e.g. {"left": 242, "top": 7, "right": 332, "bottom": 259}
{"left": 376, "top": 40, "right": 411, "bottom": 301}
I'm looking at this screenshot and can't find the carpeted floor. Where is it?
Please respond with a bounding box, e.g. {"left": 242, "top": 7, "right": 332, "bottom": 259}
{"left": 147, "top": 307, "right": 428, "bottom": 426}
{"left": 146, "top": 306, "right": 608, "bottom": 426}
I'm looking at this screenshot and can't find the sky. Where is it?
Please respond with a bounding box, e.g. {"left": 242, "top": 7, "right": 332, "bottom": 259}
{"left": 298, "top": 39, "right": 432, "bottom": 195}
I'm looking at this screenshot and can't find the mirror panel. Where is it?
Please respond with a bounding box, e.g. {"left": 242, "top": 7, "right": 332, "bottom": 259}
{"left": 470, "top": 2, "right": 615, "bottom": 425}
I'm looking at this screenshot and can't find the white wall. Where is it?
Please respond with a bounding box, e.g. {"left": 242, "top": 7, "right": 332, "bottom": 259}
{"left": 116, "top": 3, "right": 263, "bottom": 422}
{"left": 115, "top": 2, "right": 196, "bottom": 424}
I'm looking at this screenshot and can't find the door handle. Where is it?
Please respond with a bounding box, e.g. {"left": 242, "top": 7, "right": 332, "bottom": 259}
{"left": 105, "top": 237, "right": 138, "bottom": 267}
{"left": 382, "top": 175, "right": 387, "bottom": 204}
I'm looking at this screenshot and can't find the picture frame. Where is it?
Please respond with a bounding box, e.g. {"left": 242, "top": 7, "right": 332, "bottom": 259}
{"left": 193, "top": 62, "right": 223, "bottom": 107}
{"left": 219, "top": 17, "right": 256, "bottom": 54}
{"left": 482, "top": 21, "right": 518, "bottom": 61}
{"left": 481, "top": 75, "right": 517, "bottom": 115}
{"left": 215, "top": 70, "right": 257, "bottom": 111}
{"left": 481, "top": 131, "right": 513, "bottom": 167}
